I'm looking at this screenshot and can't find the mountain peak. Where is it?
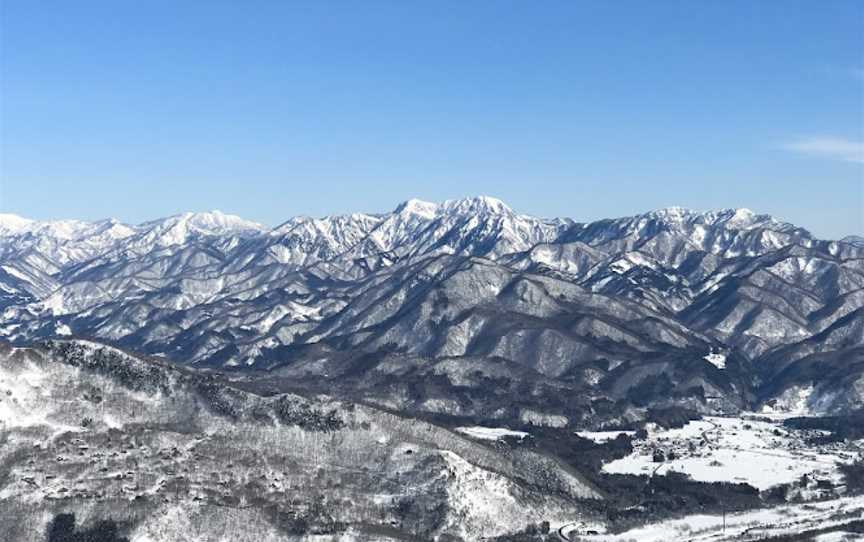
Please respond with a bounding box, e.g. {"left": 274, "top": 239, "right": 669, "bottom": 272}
{"left": 133, "top": 210, "right": 266, "bottom": 247}
{"left": 719, "top": 207, "right": 765, "bottom": 227}
{"left": 648, "top": 206, "right": 696, "bottom": 221}
{"left": 441, "top": 196, "right": 513, "bottom": 215}
{"left": 394, "top": 196, "right": 513, "bottom": 219}
{"left": 147, "top": 210, "right": 264, "bottom": 233}
{"left": 707, "top": 207, "right": 783, "bottom": 230}
{"left": 643, "top": 206, "right": 781, "bottom": 230}
{"left": 0, "top": 213, "right": 35, "bottom": 234}
{"left": 394, "top": 198, "right": 439, "bottom": 218}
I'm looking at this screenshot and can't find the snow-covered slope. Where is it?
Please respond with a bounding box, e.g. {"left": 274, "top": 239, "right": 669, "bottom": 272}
{"left": 1, "top": 197, "right": 861, "bottom": 416}
{"left": 0, "top": 340, "right": 600, "bottom": 540}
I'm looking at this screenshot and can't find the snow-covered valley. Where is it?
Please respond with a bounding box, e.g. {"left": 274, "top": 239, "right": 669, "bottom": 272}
{"left": 601, "top": 415, "right": 860, "bottom": 492}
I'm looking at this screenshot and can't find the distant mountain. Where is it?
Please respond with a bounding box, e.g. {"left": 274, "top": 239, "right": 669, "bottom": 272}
{"left": 2, "top": 197, "right": 862, "bottom": 419}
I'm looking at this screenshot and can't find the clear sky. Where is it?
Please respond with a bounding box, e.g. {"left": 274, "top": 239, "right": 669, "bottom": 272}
{"left": 1, "top": 1, "right": 862, "bottom": 238}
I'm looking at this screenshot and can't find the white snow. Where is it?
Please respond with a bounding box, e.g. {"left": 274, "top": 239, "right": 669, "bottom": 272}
{"left": 441, "top": 195, "right": 512, "bottom": 215}
{"left": 0, "top": 264, "right": 31, "bottom": 282}
{"left": 577, "top": 494, "right": 864, "bottom": 542}
{"left": 813, "top": 532, "right": 864, "bottom": 542}
{"left": 602, "top": 416, "right": 855, "bottom": 491}
{"left": 0, "top": 213, "right": 35, "bottom": 234}
{"left": 609, "top": 258, "right": 633, "bottom": 273}
{"left": 40, "top": 292, "right": 70, "bottom": 316}
{"left": 703, "top": 350, "right": 726, "bottom": 369}
{"left": 438, "top": 449, "right": 575, "bottom": 538}
{"left": 576, "top": 430, "right": 636, "bottom": 443}
{"left": 624, "top": 251, "right": 657, "bottom": 269}
{"left": 455, "top": 426, "right": 529, "bottom": 441}
{"left": 520, "top": 409, "right": 569, "bottom": 428}
{"left": 397, "top": 198, "right": 439, "bottom": 219}
{"left": 729, "top": 207, "right": 755, "bottom": 225}
{"left": 761, "top": 385, "right": 815, "bottom": 416}
{"left": 0, "top": 358, "right": 79, "bottom": 437}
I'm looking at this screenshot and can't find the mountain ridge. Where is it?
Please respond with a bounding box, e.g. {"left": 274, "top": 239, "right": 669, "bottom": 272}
{"left": 0, "top": 197, "right": 819, "bottom": 239}
{"left": 1, "top": 197, "right": 862, "bottom": 422}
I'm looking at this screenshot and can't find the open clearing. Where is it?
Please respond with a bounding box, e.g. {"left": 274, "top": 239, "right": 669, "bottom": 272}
{"left": 601, "top": 415, "right": 862, "bottom": 491}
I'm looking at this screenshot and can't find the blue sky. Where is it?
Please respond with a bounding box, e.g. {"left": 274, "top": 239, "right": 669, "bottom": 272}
{"left": 1, "top": 1, "right": 862, "bottom": 238}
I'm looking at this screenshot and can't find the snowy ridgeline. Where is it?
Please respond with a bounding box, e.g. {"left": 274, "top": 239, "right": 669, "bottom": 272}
{"left": 601, "top": 415, "right": 861, "bottom": 492}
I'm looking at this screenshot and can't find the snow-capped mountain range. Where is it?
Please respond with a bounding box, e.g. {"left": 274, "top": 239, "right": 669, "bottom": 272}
{"left": 1, "top": 196, "right": 862, "bottom": 417}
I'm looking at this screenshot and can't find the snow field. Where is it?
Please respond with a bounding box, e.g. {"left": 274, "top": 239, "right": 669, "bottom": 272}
{"left": 602, "top": 416, "right": 858, "bottom": 491}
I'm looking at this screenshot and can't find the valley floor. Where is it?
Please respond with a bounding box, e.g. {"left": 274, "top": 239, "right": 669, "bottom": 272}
{"left": 565, "top": 494, "right": 864, "bottom": 541}
{"left": 562, "top": 413, "right": 864, "bottom": 541}
{"left": 600, "top": 413, "right": 862, "bottom": 492}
